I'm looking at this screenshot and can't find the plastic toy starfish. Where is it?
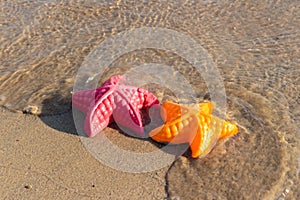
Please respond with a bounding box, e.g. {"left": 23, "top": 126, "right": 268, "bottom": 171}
{"left": 149, "top": 101, "right": 238, "bottom": 158}
{"left": 72, "top": 75, "right": 159, "bottom": 137}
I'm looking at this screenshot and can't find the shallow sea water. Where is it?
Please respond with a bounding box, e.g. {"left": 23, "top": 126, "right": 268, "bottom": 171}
{"left": 0, "top": 0, "right": 299, "bottom": 199}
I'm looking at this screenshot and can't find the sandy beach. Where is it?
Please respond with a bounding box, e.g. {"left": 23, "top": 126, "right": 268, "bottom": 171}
{"left": 1, "top": 0, "right": 299, "bottom": 199}
{"left": 0, "top": 107, "right": 168, "bottom": 199}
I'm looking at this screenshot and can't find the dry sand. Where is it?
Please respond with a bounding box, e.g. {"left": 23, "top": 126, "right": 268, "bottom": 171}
{"left": 0, "top": 107, "right": 168, "bottom": 199}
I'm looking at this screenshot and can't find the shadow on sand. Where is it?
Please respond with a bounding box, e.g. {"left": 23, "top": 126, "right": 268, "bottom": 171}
{"left": 38, "top": 94, "right": 193, "bottom": 158}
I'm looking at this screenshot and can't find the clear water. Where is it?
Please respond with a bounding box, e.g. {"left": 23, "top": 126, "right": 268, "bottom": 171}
{"left": 0, "top": 0, "right": 299, "bottom": 199}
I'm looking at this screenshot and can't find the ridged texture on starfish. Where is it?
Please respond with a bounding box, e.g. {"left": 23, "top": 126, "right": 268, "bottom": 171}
{"left": 72, "top": 75, "right": 159, "bottom": 137}
{"left": 150, "top": 101, "right": 238, "bottom": 158}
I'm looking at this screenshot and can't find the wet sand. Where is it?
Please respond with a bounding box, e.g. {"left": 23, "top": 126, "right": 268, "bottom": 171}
{"left": 0, "top": 0, "right": 300, "bottom": 199}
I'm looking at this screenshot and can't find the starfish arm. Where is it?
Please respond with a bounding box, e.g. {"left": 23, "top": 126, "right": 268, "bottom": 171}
{"left": 190, "top": 128, "right": 203, "bottom": 158}
{"left": 149, "top": 125, "right": 166, "bottom": 143}
{"left": 136, "top": 88, "right": 159, "bottom": 108}
{"left": 72, "top": 88, "right": 97, "bottom": 114}
{"left": 112, "top": 86, "right": 144, "bottom": 135}
{"left": 84, "top": 89, "right": 115, "bottom": 137}
{"left": 214, "top": 117, "right": 239, "bottom": 140}
{"left": 198, "top": 102, "right": 214, "bottom": 115}
{"left": 113, "top": 99, "right": 144, "bottom": 135}
{"left": 160, "top": 101, "right": 213, "bottom": 123}
{"left": 192, "top": 114, "right": 238, "bottom": 158}
{"left": 72, "top": 86, "right": 111, "bottom": 114}
{"left": 161, "top": 101, "right": 189, "bottom": 123}
{"left": 193, "top": 114, "right": 220, "bottom": 158}
{"left": 150, "top": 114, "right": 199, "bottom": 144}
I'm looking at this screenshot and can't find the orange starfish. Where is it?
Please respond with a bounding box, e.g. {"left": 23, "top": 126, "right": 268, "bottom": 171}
{"left": 149, "top": 101, "right": 238, "bottom": 158}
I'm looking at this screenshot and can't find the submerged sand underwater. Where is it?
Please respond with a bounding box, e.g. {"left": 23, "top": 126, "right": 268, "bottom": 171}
{"left": 0, "top": 0, "right": 299, "bottom": 199}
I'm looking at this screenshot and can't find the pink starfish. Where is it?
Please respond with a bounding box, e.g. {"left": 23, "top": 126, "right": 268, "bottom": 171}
{"left": 72, "top": 75, "right": 159, "bottom": 137}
